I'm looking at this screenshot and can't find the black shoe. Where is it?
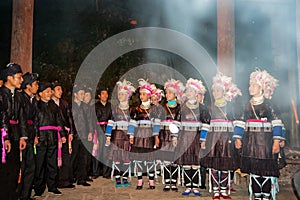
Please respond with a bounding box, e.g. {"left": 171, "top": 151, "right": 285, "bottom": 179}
{"left": 58, "top": 184, "right": 75, "bottom": 189}
{"left": 33, "top": 193, "right": 43, "bottom": 198}
{"left": 163, "top": 186, "right": 170, "bottom": 191}
{"left": 86, "top": 177, "right": 93, "bottom": 182}
{"left": 77, "top": 181, "right": 91, "bottom": 186}
{"left": 48, "top": 189, "right": 62, "bottom": 195}
{"left": 136, "top": 185, "right": 143, "bottom": 190}
{"left": 171, "top": 185, "right": 178, "bottom": 192}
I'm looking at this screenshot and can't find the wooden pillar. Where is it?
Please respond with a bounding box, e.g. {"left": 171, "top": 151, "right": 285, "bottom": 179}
{"left": 10, "top": 0, "right": 34, "bottom": 73}
{"left": 217, "top": 0, "right": 235, "bottom": 78}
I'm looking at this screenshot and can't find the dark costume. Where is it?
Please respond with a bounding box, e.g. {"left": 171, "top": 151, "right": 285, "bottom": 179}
{"left": 107, "top": 104, "right": 132, "bottom": 186}
{"left": 71, "top": 101, "right": 94, "bottom": 185}
{"left": 176, "top": 101, "right": 210, "bottom": 190}
{"left": 240, "top": 99, "right": 282, "bottom": 199}
{"left": 201, "top": 102, "right": 242, "bottom": 198}
{"left": 158, "top": 102, "right": 181, "bottom": 190}
{"left": 0, "top": 86, "right": 26, "bottom": 200}
{"left": 18, "top": 91, "right": 37, "bottom": 199}
{"left": 95, "top": 100, "right": 112, "bottom": 178}
{"left": 130, "top": 102, "right": 158, "bottom": 189}
{"left": 56, "top": 98, "right": 74, "bottom": 188}
{"left": 33, "top": 99, "right": 67, "bottom": 195}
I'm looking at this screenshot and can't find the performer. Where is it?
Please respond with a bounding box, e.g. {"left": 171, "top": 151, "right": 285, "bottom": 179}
{"left": 200, "top": 72, "right": 242, "bottom": 199}
{"left": 129, "top": 79, "right": 159, "bottom": 190}
{"left": 71, "top": 85, "right": 93, "bottom": 186}
{"left": 159, "top": 79, "right": 184, "bottom": 192}
{"left": 0, "top": 63, "right": 27, "bottom": 200}
{"left": 33, "top": 82, "right": 67, "bottom": 196}
{"left": 51, "top": 81, "right": 75, "bottom": 189}
{"left": 95, "top": 86, "right": 112, "bottom": 179}
{"left": 105, "top": 79, "right": 135, "bottom": 187}
{"left": 263, "top": 74, "right": 286, "bottom": 169}
{"left": 197, "top": 91, "right": 209, "bottom": 190}
{"left": 234, "top": 69, "right": 282, "bottom": 200}
{"left": 176, "top": 78, "right": 210, "bottom": 196}
{"left": 82, "top": 87, "right": 95, "bottom": 181}
{"left": 18, "top": 72, "right": 39, "bottom": 200}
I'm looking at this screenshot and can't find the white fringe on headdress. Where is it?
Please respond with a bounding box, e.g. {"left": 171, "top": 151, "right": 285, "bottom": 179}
{"left": 212, "top": 72, "right": 242, "bottom": 102}
{"left": 116, "top": 79, "right": 136, "bottom": 98}
{"left": 164, "top": 79, "right": 185, "bottom": 101}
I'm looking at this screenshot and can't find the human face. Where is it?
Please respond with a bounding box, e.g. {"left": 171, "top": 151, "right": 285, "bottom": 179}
{"left": 98, "top": 90, "right": 108, "bottom": 103}
{"left": 249, "top": 81, "right": 262, "bottom": 97}
{"left": 151, "top": 95, "right": 159, "bottom": 105}
{"left": 139, "top": 91, "right": 149, "bottom": 102}
{"left": 197, "top": 93, "right": 204, "bottom": 104}
{"left": 8, "top": 73, "right": 23, "bottom": 89}
{"left": 39, "top": 87, "right": 52, "bottom": 102}
{"left": 212, "top": 86, "right": 224, "bottom": 100}
{"left": 28, "top": 80, "right": 39, "bottom": 95}
{"left": 75, "top": 90, "right": 85, "bottom": 102}
{"left": 166, "top": 89, "right": 176, "bottom": 101}
{"left": 84, "top": 92, "right": 92, "bottom": 103}
{"left": 185, "top": 87, "right": 196, "bottom": 101}
{"left": 52, "top": 86, "right": 63, "bottom": 99}
{"left": 264, "top": 89, "right": 271, "bottom": 99}
{"left": 118, "top": 91, "right": 127, "bottom": 102}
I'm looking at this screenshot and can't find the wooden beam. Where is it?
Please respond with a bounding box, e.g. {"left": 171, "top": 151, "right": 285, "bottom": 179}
{"left": 10, "top": 0, "right": 34, "bottom": 73}
{"left": 217, "top": 0, "right": 235, "bottom": 78}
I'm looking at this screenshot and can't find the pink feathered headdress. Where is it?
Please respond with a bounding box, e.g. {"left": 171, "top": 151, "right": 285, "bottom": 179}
{"left": 151, "top": 84, "right": 165, "bottom": 102}
{"left": 212, "top": 72, "right": 242, "bottom": 102}
{"left": 164, "top": 79, "right": 185, "bottom": 100}
{"left": 138, "top": 79, "right": 153, "bottom": 96}
{"left": 116, "top": 79, "right": 136, "bottom": 98}
{"left": 185, "top": 78, "right": 206, "bottom": 95}
{"left": 250, "top": 69, "right": 279, "bottom": 99}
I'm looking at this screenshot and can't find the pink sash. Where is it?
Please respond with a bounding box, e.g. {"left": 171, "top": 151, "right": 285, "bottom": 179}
{"left": 39, "top": 126, "right": 62, "bottom": 167}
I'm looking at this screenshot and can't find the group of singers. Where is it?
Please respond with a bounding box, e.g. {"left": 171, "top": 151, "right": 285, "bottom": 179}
{"left": 0, "top": 63, "right": 285, "bottom": 200}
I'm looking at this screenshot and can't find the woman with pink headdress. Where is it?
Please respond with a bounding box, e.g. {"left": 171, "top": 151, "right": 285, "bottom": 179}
{"left": 128, "top": 79, "right": 159, "bottom": 190}
{"left": 200, "top": 72, "right": 242, "bottom": 199}
{"left": 234, "top": 69, "right": 283, "bottom": 200}
{"left": 176, "top": 78, "right": 211, "bottom": 197}
{"left": 105, "top": 79, "right": 135, "bottom": 188}
{"left": 158, "top": 79, "right": 184, "bottom": 192}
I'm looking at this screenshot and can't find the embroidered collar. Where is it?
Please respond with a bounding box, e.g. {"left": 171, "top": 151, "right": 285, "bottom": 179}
{"left": 250, "top": 95, "right": 264, "bottom": 105}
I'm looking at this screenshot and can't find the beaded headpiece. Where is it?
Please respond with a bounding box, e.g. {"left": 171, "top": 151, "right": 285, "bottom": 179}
{"left": 212, "top": 72, "right": 242, "bottom": 101}
{"left": 116, "top": 79, "right": 136, "bottom": 98}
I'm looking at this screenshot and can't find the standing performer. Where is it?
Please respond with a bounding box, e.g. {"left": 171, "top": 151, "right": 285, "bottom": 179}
{"left": 95, "top": 86, "right": 112, "bottom": 179}
{"left": 197, "top": 91, "right": 209, "bottom": 190}
{"left": 0, "top": 63, "right": 26, "bottom": 200}
{"left": 263, "top": 74, "right": 286, "bottom": 170}
{"left": 33, "top": 82, "right": 67, "bottom": 196}
{"left": 71, "top": 85, "right": 93, "bottom": 186}
{"left": 159, "top": 79, "right": 184, "bottom": 192}
{"left": 176, "top": 78, "right": 210, "bottom": 196}
{"left": 129, "top": 79, "right": 159, "bottom": 190}
{"left": 234, "top": 69, "right": 282, "bottom": 200}
{"left": 82, "top": 87, "right": 95, "bottom": 181}
{"left": 200, "top": 72, "right": 242, "bottom": 199}
{"left": 51, "top": 81, "right": 75, "bottom": 189}
{"left": 105, "top": 79, "right": 135, "bottom": 187}
{"left": 18, "top": 72, "right": 39, "bottom": 200}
